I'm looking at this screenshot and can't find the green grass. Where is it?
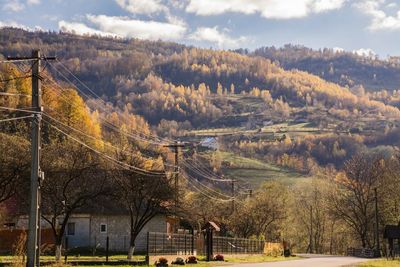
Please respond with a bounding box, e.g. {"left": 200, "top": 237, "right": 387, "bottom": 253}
{"left": 202, "top": 151, "right": 310, "bottom": 188}
{"left": 224, "top": 255, "right": 300, "bottom": 263}
{"left": 0, "top": 255, "right": 145, "bottom": 263}
{"left": 357, "top": 259, "right": 400, "bottom": 267}
{"left": 224, "top": 168, "right": 308, "bottom": 188}
{"left": 0, "top": 255, "right": 300, "bottom": 267}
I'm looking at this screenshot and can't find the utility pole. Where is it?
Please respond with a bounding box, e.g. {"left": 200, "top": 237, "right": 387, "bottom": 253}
{"left": 374, "top": 188, "right": 381, "bottom": 257}
{"left": 248, "top": 189, "right": 253, "bottom": 199}
{"left": 8, "top": 50, "right": 55, "bottom": 267}
{"left": 231, "top": 179, "right": 236, "bottom": 213}
{"left": 309, "top": 205, "right": 313, "bottom": 254}
{"left": 164, "top": 142, "right": 185, "bottom": 227}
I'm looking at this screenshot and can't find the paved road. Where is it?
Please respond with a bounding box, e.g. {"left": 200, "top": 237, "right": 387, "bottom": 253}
{"left": 229, "top": 254, "right": 371, "bottom": 267}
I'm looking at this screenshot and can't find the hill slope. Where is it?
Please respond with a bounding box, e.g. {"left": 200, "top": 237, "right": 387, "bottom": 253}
{"left": 2, "top": 28, "right": 400, "bottom": 185}
{"left": 253, "top": 44, "right": 400, "bottom": 92}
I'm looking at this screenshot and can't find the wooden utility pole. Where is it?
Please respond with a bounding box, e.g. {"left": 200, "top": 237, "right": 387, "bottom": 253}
{"left": 164, "top": 142, "right": 185, "bottom": 221}
{"left": 231, "top": 179, "right": 236, "bottom": 212}
{"left": 248, "top": 189, "right": 253, "bottom": 199}
{"left": 310, "top": 205, "right": 313, "bottom": 254}
{"left": 8, "top": 50, "right": 55, "bottom": 267}
{"left": 374, "top": 188, "right": 381, "bottom": 257}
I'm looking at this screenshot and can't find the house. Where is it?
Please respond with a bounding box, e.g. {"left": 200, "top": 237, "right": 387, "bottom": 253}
{"left": 199, "top": 137, "right": 219, "bottom": 150}
{"left": 11, "top": 213, "right": 174, "bottom": 253}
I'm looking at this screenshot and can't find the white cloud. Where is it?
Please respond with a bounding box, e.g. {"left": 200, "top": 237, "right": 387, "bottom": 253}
{"left": 355, "top": 0, "right": 400, "bottom": 31}
{"left": 333, "top": 47, "right": 344, "bottom": 53}
{"left": 189, "top": 26, "right": 247, "bottom": 49}
{"left": 3, "top": 0, "right": 24, "bottom": 12}
{"left": 313, "top": 0, "right": 345, "bottom": 12}
{"left": 186, "top": 0, "right": 346, "bottom": 19}
{"left": 115, "top": 0, "right": 167, "bottom": 15}
{"left": 168, "top": 0, "right": 188, "bottom": 9}
{"left": 386, "top": 2, "right": 397, "bottom": 9}
{"left": 58, "top": 20, "right": 120, "bottom": 37}
{"left": 353, "top": 48, "right": 376, "bottom": 57}
{"left": 27, "top": 0, "right": 40, "bottom": 5}
{"left": 58, "top": 13, "right": 187, "bottom": 42}
{"left": 86, "top": 14, "right": 187, "bottom": 40}
{"left": 0, "top": 20, "right": 28, "bottom": 29}
{"left": 0, "top": 20, "right": 45, "bottom": 32}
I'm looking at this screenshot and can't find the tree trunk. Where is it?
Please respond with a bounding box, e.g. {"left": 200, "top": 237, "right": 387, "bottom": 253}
{"left": 55, "top": 244, "right": 62, "bottom": 261}
{"left": 127, "top": 245, "right": 135, "bottom": 260}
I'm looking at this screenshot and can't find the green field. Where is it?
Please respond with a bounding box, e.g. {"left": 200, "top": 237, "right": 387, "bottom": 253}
{"left": 202, "top": 151, "right": 310, "bottom": 188}
{"left": 357, "top": 259, "right": 400, "bottom": 267}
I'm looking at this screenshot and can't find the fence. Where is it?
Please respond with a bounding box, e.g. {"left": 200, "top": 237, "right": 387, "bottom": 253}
{"left": 0, "top": 229, "right": 55, "bottom": 253}
{"left": 147, "top": 232, "right": 266, "bottom": 257}
{"left": 147, "top": 232, "right": 196, "bottom": 256}
{"left": 347, "top": 247, "right": 380, "bottom": 258}
{"left": 213, "top": 236, "right": 265, "bottom": 255}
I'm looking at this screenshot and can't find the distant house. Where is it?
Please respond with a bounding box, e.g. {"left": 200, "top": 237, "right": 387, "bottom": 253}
{"left": 199, "top": 137, "right": 219, "bottom": 150}
{"left": 11, "top": 213, "right": 173, "bottom": 253}
{"left": 262, "top": 120, "right": 273, "bottom": 127}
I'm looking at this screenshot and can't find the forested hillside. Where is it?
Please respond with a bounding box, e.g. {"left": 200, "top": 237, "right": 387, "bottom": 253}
{"left": 2, "top": 28, "right": 400, "bottom": 172}
{"left": 3, "top": 28, "right": 400, "bottom": 255}
{"left": 253, "top": 44, "right": 400, "bottom": 92}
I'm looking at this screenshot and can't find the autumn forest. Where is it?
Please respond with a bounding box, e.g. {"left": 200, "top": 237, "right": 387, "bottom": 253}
{"left": 2, "top": 28, "right": 400, "bottom": 257}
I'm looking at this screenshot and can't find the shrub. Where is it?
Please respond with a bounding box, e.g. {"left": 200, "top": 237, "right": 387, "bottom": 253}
{"left": 12, "top": 232, "right": 27, "bottom": 267}
{"left": 214, "top": 254, "right": 224, "bottom": 261}
{"left": 159, "top": 257, "right": 168, "bottom": 264}
{"left": 284, "top": 249, "right": 291, "bottom": 257}
{"left": 172, "top": 257, "right": 185, "bottom": 265}
{"left": 186, "top": 256, "right": 197, "bottom": 264}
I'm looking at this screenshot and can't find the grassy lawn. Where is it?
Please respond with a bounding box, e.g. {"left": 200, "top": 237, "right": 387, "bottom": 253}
{"left": 0, "top": 255, "right": 300, "bottom": 267}
{"left": 357, "top": 259, "right": 400, "bottom": 267}
{"left": 224, "top": 255, "right": 300, "bottom": 263}
{"left": 0, "top": 255, "right": 145, "bottom": 263}
{"left": 202, "top": 151, "right": 310, "bottom": 187}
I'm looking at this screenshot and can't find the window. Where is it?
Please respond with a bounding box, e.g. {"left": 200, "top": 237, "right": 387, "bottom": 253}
{"left": 100, "top": 223, "right": 107, "bottom": 233}
{"left": 67, "top": 222, "right": 75, "bottom": 236}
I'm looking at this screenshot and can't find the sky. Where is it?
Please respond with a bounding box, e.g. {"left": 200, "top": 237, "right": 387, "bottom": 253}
{"left": 1, "top": 0, "right": 400, "bottom": 57}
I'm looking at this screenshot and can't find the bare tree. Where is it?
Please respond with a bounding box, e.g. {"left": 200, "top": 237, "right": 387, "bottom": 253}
{"left": 113, "top": 169, "right": 175, "bottom": 260}
{"left": 379, "top": 155, "right": 400, "bottom": 225}
{"left": 40, "top": 141, "right": 110, "bottom": 261}
{"left": 229, "top": 181, "right": 287, "bottom": 239}
{"left": 330, "top": 154, "right": 383, "bottom": 248}
{"left": 0, "top": 133, "right": 29, "bottom": 204}
{"left": 292, "top": 178, "right": 330, "bottom": 254}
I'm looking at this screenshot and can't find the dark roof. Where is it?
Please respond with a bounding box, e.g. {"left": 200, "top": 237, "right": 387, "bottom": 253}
{"left": 384, "top": 225, "right": 400, "bottom": 239}
{"left": 202, "top": 221, "right": 220, "bottom": 232}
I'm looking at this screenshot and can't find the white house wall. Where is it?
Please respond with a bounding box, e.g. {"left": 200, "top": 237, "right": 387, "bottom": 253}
{"left": 65, "top": 215, "right": 91, "bottom": 248}
{"left": 15, "top": 214, "right": 167, "bottom": 253}
{"left": 90, "top": 214, "right": 167, "bottom": 253}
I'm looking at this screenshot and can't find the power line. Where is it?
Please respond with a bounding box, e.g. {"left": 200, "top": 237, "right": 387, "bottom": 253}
{"left": 0, "top": 114, "right": 33, "bottom": 122}
{"left": 44, "top": 119, "right": 173, "bottom": 176}
{"left": 185, "top": 177, "right": 245, "bottom": 206}
{"left": 184, "top": 172, "right": 233, "bottom": 199}
{"left": 47, "top": 62, "right": 174, "bottom": 145}
{"left": 42, "top": 75, "right": 169, "bottom": 146}
{"left": 0, "top": 58, "right": 36, "bottom": 64}
{"left": 0, "top": 75, "right": 32, "bottom": 83}
{"left": 0, "top": 92, "right": 32, "bottom": 97}
{"left": 0, "top": 106, "right": 39, "bottom": 113}
{"left": 181, "top": 160, "right": 232, "bottom": 182}
{"left": 41, "top": 81, "right": 172, "bottom": 161}
{"left": 185, "top": 178, "right": 233, "bottom": 202}
{"left": 181, "top": 158, "right": 250, "bottom": 196}
{"left": 45, "top": 61, "right": 243, "bottom": 192}
{"left": 42, "top": 112, "right": 176, "bottom": 168}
